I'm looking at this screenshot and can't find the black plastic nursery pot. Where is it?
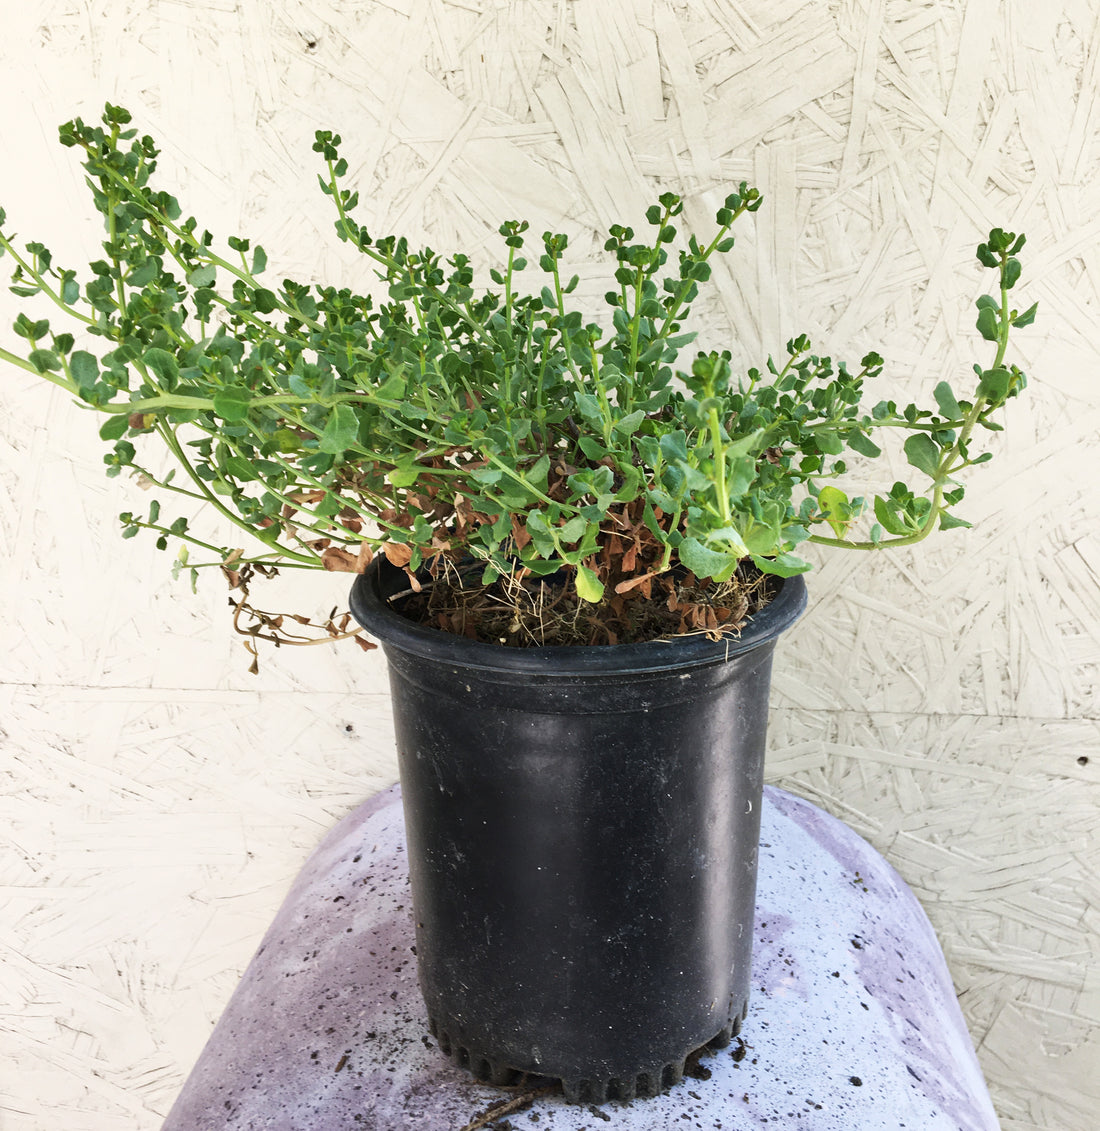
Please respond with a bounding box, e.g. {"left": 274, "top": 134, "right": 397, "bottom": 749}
{"left": 349, "top": 559, "right": 806, "bottom": 1103}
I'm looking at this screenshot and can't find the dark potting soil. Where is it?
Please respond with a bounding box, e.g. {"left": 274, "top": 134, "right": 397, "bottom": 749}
{"left": 389, "top": 561, "right": 776, "bottom": 647}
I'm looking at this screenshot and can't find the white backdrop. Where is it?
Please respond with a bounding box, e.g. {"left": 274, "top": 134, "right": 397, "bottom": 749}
{"left": 1, "top": 2, "right": 1097, "bottom": 1128}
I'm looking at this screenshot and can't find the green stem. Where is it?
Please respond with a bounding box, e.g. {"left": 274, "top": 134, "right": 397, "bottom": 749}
{"left": 657, "top": 506, "right": 683, "bottom": 571}
{"left": 504, "top": 242, "right": 516, "bottom": 328}
{"left": 0, "top": 235, "right": 96, "bottom": 327}
{"left": 153, "top": 419, "right": 319, "bottom": 565}
{"left": 627, "top": 261, "right": 648, "bottom": 376}
{"left": 125, "top": 517, "right": 233, "bottom": 559}
{"left": 548, "top": 256, "right": 584, "bottom": 391}
{"left": 654, "top": 213, "right": 741, "bottom": 341}
{"left": 588, "top": 345, "right": 615, "bottom": 446}
{"left": 482, "top": 448, "right": 581, "bottom": 513}
{"left": 810, "top": 252, "right": 1016, "bottom": 552}
{"left": 706, "top": 402, "right": 732, "bottom": 526}
{"left": 0, "top": 343, "right": 44, "bottom": 377}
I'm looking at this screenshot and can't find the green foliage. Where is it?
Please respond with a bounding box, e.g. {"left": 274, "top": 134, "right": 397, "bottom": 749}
{"left": 0, "top": 105, "right": 1034, "bottom": 623}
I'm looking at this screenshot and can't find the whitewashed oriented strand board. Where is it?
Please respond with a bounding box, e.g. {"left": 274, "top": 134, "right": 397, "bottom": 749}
{"left": 1, "top": 1, "right": 1098, "bottom": 1129}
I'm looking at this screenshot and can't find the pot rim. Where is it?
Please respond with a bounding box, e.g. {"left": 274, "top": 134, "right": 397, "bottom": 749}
{"left": 349, "top": 559, "right": 807, "bottom": 677}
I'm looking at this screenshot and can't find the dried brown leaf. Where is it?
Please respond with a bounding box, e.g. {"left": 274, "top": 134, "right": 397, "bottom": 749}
{"left": 321, "top": 547, "right": 359, "bottom": 572}
{"left": 511, "top": 514, "right": 532, "bottom": 552}
{"left": 383, "top": 542, "right": 414, "bottom": 568}
{"left": 614, "top": 572, "right": 658, "bottom": 596}
{"left": 290, "top": 490, "right": 327, "bottom": 505}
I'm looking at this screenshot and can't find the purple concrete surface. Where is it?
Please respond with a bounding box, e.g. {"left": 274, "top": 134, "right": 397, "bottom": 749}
{"left": 162, "top": 785, "right": 1000, "bottom": 1130}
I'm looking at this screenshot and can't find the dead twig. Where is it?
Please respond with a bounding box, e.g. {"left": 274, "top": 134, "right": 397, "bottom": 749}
{"left": 456, "top": 1083, "right": 559, "bottom": 1131}
{"left": 225, "top": 563, "right": 376, "bottom": 673}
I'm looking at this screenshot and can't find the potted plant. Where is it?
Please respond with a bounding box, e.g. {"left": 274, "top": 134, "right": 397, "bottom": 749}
{"left": 1, "top": 104, "right": 1033, "bottom": 1103}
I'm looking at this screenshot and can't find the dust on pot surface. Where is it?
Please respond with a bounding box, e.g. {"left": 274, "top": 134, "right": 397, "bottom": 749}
{"left": 349, "top": 557, "right": 806, "bottom": 1103}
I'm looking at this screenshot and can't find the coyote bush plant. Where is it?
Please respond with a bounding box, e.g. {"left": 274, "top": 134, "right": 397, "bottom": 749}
{"left": 0, "top": 105, "right": 1034, "bottom": 649}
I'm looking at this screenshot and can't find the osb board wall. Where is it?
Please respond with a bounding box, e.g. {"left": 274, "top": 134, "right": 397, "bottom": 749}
{"left": 0, "top": 1, "right": 1097, "bottom": 1128}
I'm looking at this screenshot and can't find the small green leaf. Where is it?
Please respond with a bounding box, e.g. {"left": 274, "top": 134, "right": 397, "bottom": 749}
{"left": 574, "top": 565, "right": 604, "bottom": 603}
{"left": 573, "top": 393, "right": 605, "bottom": 431}
{"left": 29, "top": 349, "right": 61, "bottom": 373}
{"left": 750, "top": 552, "right": 811, "bottom": 578}
{"left": 273, "top": 428, "right": 302, "bottom": 452}
{"left": 811, "top": 428, "right": 843, "bottom": 457}
{"left": 253, "top": 288, "right": 278, "bottom": 314}
{"left": 903, "top": 433, "right": 941, "bottom": 478}
{"left": 99, "top": 414, "right": 129, "bottom": 441}
{"left": 873, "top": 495, "right": 911, "bottom": 536}
{"left": 1013, "top": 301, "right": 1039, "bottom": 328}
{"left": 187, "top": 265, "right": 216, "bottom": 288}
{"left": 938, "top": 510, "right": 972, "bottom": 531}
{"left": 976, "top": 242, "right": 998, "bottom": 269}
{"left": 659, "top": 430, "right": 689, "bottom": 464}
{"left": 678, "top": 536, "right": 739, "bottom": 580}
{"left": 817, "top": 486, "right": 850, "bottom": 539}
{"left": 128, "top": 261, "right": 158, "bottom": 287}
{"left": 933, "top": 381, "right": 961, "bottom": 419}
{"left": 13, "top": 314, "right": 48, "bottom": 341}
{"left": 847, "top": 430, "right": 881, "bottom": 458}
{"left": 225, "top": 456, "right": 259, "bottom": 481}
{"left": 252, "top": 246, "right": 268, "bottom": 274}
{"left": 558, "top": 515, "right": 589, "bottom": 543}
{"left": 376, "top": 371, "right": 407, "bottom": 400}
{"left": 212, "top": 387, "right": 252, "bottom": 422}
{"left": 318, "top": 403, "right": 360, "bottom": 454}
{"left": 143, "top": 347, "right": 179, "bottom": 386}
{"left": 977, "top": 367, "right": 1012, "bottom": 400}
{"left": 70, "top": 350, "right": 99, "bottom": 389}
{"left": 976, "top": 304, "right": 1000, "bottom": 342}
{"left": 526, "top": 453, "right": 551, "bottom": 493}
{"left": 637, "top": 339, "right": 665, "bottom": 366}
{"left": 612, "top": 409, "right": 646, "bottom": 435}
{"left": 577, "top": 436, "right": 609, "bottom": 461}
{"left": 388, "top": 458, "right": 421, "bottom": 488}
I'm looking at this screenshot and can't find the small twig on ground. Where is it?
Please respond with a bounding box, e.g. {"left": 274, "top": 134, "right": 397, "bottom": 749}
{"left": 456, "top": 1083, "right": 560, "bottom": 1131}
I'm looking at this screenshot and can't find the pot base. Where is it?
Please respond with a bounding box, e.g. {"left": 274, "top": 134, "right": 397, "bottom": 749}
{"left": 429, "top": 1006, "right": 746, "bottom": 1103}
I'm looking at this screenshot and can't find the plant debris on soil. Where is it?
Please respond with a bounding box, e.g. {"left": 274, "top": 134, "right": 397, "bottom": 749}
{"left": 392, "top": 561, "right": 775, "bottom": 647}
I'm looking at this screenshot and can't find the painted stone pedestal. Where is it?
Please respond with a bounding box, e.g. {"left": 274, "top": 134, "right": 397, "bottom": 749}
{"left": 162, "top": 785, "right": 1000, "bottom": 1130}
